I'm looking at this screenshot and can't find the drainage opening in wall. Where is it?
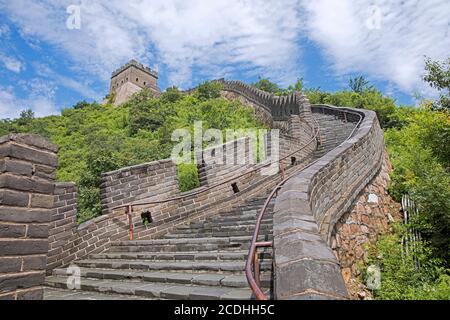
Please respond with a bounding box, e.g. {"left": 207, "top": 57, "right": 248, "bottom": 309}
{"left": 141, "top": 210, "right": 153, "bottom": 225}
{"left": 231, "top": 183, "right": 240, "bottom": 194}
{"left": 291, "top": 157, "right": 297, "bottom": 166}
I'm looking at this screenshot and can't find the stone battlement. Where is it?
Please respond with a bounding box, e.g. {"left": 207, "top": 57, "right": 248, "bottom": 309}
{"left": 111, "top": 59, "right": 158, "bottom": 78}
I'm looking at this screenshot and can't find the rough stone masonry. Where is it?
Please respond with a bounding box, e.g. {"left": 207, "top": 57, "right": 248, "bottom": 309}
{"left": 0, "top": 134, "right": 58, "bottom": 300}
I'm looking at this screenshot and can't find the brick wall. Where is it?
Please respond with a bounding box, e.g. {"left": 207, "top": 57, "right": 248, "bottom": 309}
{"left": 0, "top": 134, "right": 57, "bottom": 300}
{"left": 44, "top": 119, "right": 317, "bottom": 272}
{"left": 46, "top": 182, "right": 77, "bottom": 272}
{"left": 273, "top": 107, "right": 385, "bottom": 300}
{"left": 100, "top": 159, "right": 179, "bottom": 214}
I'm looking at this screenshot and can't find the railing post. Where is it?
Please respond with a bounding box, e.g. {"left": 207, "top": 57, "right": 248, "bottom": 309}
{"left": 254, "top": 251, "right": 261, "bottom": 288}
{"left": 127, "top": 205, "right": 134, "bottom": 241}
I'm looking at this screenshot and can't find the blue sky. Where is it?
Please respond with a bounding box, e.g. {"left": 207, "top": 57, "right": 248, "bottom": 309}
{"left": 0, "top": 0, "right": 449, "bottom": 119}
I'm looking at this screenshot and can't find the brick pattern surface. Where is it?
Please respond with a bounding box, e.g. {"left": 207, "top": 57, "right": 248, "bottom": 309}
{"left": 0, "top": 134, "right": 57, "bottom": 300}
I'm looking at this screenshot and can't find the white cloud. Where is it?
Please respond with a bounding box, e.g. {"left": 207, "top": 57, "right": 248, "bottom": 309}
{"left": 0, "top": 54, "right": 25, "bottom": 73}
{"left": 0, "top": 24, "right": 10, "bottom": 37}
{"left": 33, "top": 62, "right": 102, "bottom": 100}
{"left": 0, "top": 0, "right": 448, "bottom": 98}
{"left": 0, "top": 0, "right": 304, "bottom": 87}
{"left": 0, "top": 82, "right": 59, "bottom": 119}
{"left": 299, "top": 0, "right": 450, "bottom": 94}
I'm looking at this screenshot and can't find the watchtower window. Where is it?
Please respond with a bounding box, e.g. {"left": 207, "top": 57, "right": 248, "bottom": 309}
{"left": 136, "top": 78, "right": 139, "bottom": 82}
{"left": 143, "top": 81, "right": 146, "bottom": 86}
{"left": 231, "top": 183, "right": 240, "bottom": 194}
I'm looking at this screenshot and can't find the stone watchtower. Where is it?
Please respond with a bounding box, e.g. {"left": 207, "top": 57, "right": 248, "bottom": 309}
{"left": 109, "top": 59, "right": 160, "bottom": 105}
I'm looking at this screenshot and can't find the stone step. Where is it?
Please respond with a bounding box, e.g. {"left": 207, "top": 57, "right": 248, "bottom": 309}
{"left": 73, "top": 259, "right": 273, "bottom": 273}
{"left": 176, "top": 219, "right": 273, "bottom": 230}
{"left": 91, "top": 250, "right": 272, "bottom": 262}
{"left": 44, "top": 287, "right": 152, "bottom": 300}
{"left": 164, "top": 229, "right": 273, "bottom": 239}
{"left": 198, "top": 215, "right": 273, "bottom": 224}
{"left": 52, "top": 268, "right": 272, "bottom": 289}
{"left": 169, "top": 224, "right": 273, "bottom": 234}
{"left": 110, "top": 236, "right": 272, "bottom": 253}
{"left": 165, "top": 230, "right": 273, "bottom": 239}
{"left": 46, "top": 276, "right": 265, "bottom": 300}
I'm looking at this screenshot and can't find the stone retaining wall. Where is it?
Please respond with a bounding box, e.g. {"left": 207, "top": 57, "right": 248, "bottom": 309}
{"left": 331, "top": 152, "right": 402, "bottom": 299}
{"left": 273, "top": 107, "right": 385, "bottom": 300}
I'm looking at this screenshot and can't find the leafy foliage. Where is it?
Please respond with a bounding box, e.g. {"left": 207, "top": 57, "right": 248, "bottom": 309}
{"left": 177, "top": 163, "right": 200, "bottom": 192}
{"left": 0, "top": 83, "right": 262, "bottom": 223}
{"left": 194, "top": 81, "right": 223, "bottom": 100}
{"left": 348, "top": 76, "right": 374, "bottom": 93}
{"left": 366, "top": 224, "right": 450, "bottom": 300}
{"left": 306, "top": 86, "right": 400, "bottom": 129}
{"left": 253, "top": 77, "right": 304, "bottom": 96}
{"left": 385, "top": 104, "right": 450, "bottom": 264}
{"left": 423, "top": 57, "right": 450, "bottom": 110}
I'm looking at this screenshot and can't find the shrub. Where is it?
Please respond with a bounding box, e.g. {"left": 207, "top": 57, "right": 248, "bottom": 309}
{"left": 177, "top": 163, "right": 200, "bottom": 192}
{"left": 366, "top": 224, "right": 450, "bottom": 300}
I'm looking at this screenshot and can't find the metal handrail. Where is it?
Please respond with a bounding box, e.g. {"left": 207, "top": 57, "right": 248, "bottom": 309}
{"left": 245, "top": 105, "right": 364, "bottom": 300}
{"left": 111, "top": 118, "right": 320, "bottom": 240}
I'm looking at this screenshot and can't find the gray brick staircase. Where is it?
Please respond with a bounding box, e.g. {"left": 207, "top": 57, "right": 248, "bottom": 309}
{"left": 45, "top": 196, "right": 275, "bottom": 300}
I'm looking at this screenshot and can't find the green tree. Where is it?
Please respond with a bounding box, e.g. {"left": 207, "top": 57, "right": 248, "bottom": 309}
{"left": 195, "top": 81, "right": 223, "bottom": 100}
{"left": 423, "top": 57, "right": 450, "bottom": 110}
{"left": 348, "top": 76, "right": 374, "bottom": 93}
{"left": 287, "top": 78, "right": 304, "bottom": 93}
{"left": 366, "top": 224, "right": 449, "bottom": 300}
{"left": 73, "top": 100, "right": 91, "bottom": 110}
{"left": 17, "top": 109, "right": 35, "bottom": 126}
{"left": 253, "top": 78, "right": 282, "bottom": 95}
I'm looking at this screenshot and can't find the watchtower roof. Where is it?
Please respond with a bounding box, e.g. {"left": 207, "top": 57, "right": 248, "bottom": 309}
{"left": 111, "top": 59, "right": 158, "bottom": 79}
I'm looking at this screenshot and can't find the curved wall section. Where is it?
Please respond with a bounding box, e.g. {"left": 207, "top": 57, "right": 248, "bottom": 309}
{"left": 273, "top": 106, "right": 385, "bottom": 300}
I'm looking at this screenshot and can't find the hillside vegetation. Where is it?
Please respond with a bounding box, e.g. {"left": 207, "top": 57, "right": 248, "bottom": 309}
{"left": 0, "top": 83, "right": 263, "bottom": 223}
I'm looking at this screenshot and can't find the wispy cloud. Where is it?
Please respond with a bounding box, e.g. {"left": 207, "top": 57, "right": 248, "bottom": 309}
{"left": 0, "top": 54, "right": 25, "bottom": 73}
{"left": 299, "top": 0, "right": 450, "bottom": 95}
{"left": 0, "top": 0, "right": 448, "bottom": 101}
{"left": 0, "top": 82, "right": 58, "bottom": 119}
{"left": 33, "top": 62, "right": 103, "bottom": 100}
{"left": 0, "top": 0, "right": 304, "bottom": 87}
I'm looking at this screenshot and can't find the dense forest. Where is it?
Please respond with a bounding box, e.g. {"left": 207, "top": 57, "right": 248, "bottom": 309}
{"left": 1, "top": 58, "right": 448, "bottom": 299}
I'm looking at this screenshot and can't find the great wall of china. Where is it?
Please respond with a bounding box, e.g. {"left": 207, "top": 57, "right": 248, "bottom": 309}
{"left": 0, "top": 79, "right": 396, "bottom": 300}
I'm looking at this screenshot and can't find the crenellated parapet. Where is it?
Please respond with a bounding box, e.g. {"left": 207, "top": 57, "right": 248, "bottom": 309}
{"left": 216, "top": 79, "right": 312, "bottom": 122}
{"left": 186, "top": 79, "right": 313, "bottom": 133}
